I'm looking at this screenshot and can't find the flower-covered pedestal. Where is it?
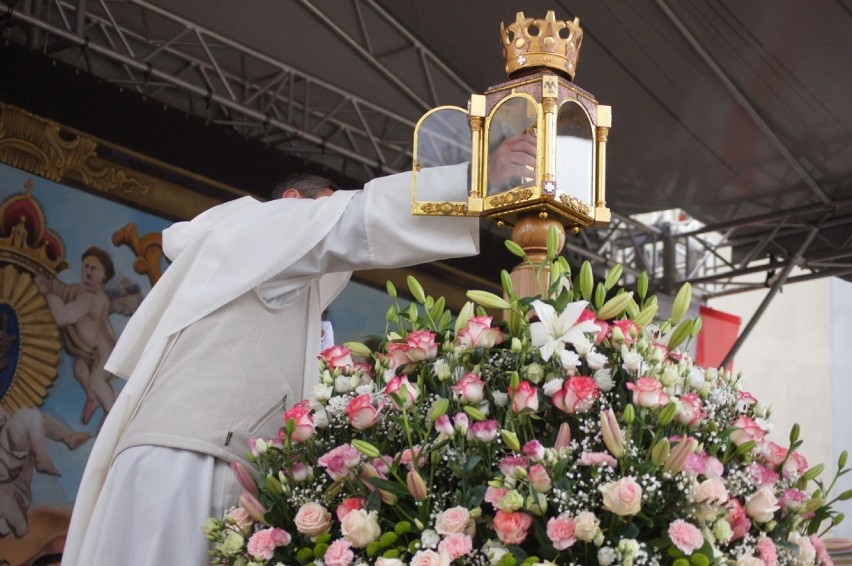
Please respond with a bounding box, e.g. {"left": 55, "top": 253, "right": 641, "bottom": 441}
{"left": 205, "top": 243, "right": 849, "bottom": 566}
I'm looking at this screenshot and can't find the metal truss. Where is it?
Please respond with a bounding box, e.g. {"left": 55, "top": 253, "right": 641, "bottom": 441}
{"left": 0, "top": 0, "right": 472, "bottom": 181}
{"left": 3, "top": 0, "right": 850, "bottom": 320}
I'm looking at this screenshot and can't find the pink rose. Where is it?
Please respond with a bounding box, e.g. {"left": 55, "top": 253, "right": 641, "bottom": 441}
{"left": 600, "top": 477, "right": 642, "bottom": 516}
{"left": 529, "top": 464, "right": 552, "bottom": 492}
{"left": 523, "top": 439, "right": 545, "bottom": 461}
{"left": 468, "top": 420, "right": 498, "bottom": 443}
{"left": 435, "top": 506, "right": 474, "bottom": 536}
{"left": 434, "top": 414, "right": 453, "bottom": 435}
{"left": 294, "top": 502, "right": 332, "bottom": 537}
{"left": 385, "top": 342, "right": 414, "bottom": 369}
{"left": 411, "top": 549, "right": 451, "bottom": 566}
{"left": 578, "top": 309, "right": 608, "bottom": 344}
{"left": 667, "top": 519, "right": 703, "bottom": 555}
{"left": 546, "top": 512, "right": 577, "bottom": 550}
{"left": 288, "top": 461, "right": 313, "bottom": 483}
{"left": 438, "top": 532, "right": 473, "bottom": 561}
{"left": 756, "top": 536, "right": 778, "bottom": 566}
{"left": 336, "top": 497, "right": 366, "bottom": 522}
{"left": 745, "top": 486, "right": 780, "bottom": 523}
{"left": 456, "top": 316, "right": 505, "bottom": 349}
{"left": 324, "top": 539, "right": 355, "bottom": 566}
{"left": 384, "top": 376, "right": 420, "bottom": 409}
{"left": 405, "top": 330, "right": 439, "bottom": 361}
{"left": 610, "top": 319, "right": 640, "bottom": 346}
{"left": 499, "top": 455, "right": 528, "bottom": 477}
{"left": 579, "top": 451, "right": 617, "bottom": 467}
{"left": 731, "top": 415, "right": 766, "bottom": 447}
{"left": 400, "top": 445, "right": 426, "bottom": 469}
{"left": 452, "top": 373, "right": 486, "bottom": 404}
{"left": 485, "top": 486, "right": 507, "bottom": 508}
{"left": 225, "top": 507, "right": 253, "bottom": 535}
{"left": 510, "top": 381, "right": 539, "bottom": 413}
{"left": 684, "top": 452, "right": 724, "bottom": 478}
{"left": 693, "top": 477, "right": 728, "bottom": 506}
{"left": 626, "top": 377, "right": 670, "bottom": 408}
{"left": 781, "top": 488, "right": 806, "bottom": 513}
{"left": 318, "top": 444, "right": 361, "bottom": 481}
{"left": 552, "top": 376, "right": 599, "bottom": 414}
{"left": 345, "top": 394, "right": 381, "bottom": 430}
{"left": 492, "top": 510, "right": 533, "bottom": 545}
{"left": 320, "top": 345, "right": 354, "bottom": 370}
{"left": 247, "top": 527, "right": 291, "bottom": 561}
{"left": 811, "top": 534, "right": 831, "bottom": 566}
{"left": 283, "top": 400, "right": 315, "bottom": 442}
{"left": 725, "top": 499, "right": 752, "bottom": 541}
{"left": 677, "top": 393, "right": 705, "bottom": 426}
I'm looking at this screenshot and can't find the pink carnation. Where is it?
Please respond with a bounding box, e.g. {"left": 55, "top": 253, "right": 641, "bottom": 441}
{"left": 667, "top": 519, "right": 703, "bottom": 555}
{"left": 324, "top": 539, "right": 354, "bottom": 566}
{"left": 756, "top": 536, "right": 778, "bottom": 566}
{"left": 247, "top": 527, "right": 291, "bottom": 561}
{"left": 546, "top": 512, "right": 577, "bottom": 550}
{"left": 438, "top": 533, "right": 473, "bottom": 561}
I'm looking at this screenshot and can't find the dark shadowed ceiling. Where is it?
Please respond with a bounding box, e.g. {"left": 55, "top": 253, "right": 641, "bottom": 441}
{"left": 2, "top": 0, "right": 851, "bottom": 299}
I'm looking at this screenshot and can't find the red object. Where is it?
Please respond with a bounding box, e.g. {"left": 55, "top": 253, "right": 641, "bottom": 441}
{"left": 696, "top": 306, "right": 741, "bottom": 371}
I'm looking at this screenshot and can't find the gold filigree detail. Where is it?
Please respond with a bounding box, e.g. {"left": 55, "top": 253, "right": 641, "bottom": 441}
{"left": 417, "top": 202, "right": 468, "bottom": 216}
{"left": 559, "top": 193, "right": 592, "bottom": 216}
{"left": 488, "top": 188, "right": 534, "bottom": 208}
{"left": 0, "top": 102, "right": 149, "bottom": 196}
{"left": 112, "top": 223, "right": 165, "bottom": 286}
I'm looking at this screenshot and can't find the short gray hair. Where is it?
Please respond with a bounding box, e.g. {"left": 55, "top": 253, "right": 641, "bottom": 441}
{"left": 271, "top": 173, "right": 340, "bottom": 199}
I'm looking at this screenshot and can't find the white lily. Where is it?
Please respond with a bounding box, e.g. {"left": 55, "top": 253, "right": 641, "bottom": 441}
{"left": 529, "top": 300, "right": 599, "bottom": 361}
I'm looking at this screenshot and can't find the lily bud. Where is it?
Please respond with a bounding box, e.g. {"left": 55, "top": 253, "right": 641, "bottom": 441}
{"left": 466, "top": 290, "right": 511, "bottom": 310}
{"left": 463, "top": 405, "right": 487, "bottom": 422}
{"left": 651, "top": 438, "right": 671, "bottom": 467}
{"left": 658, "top": 401, "right": 678, "bottom": 426}
{"left": 554, "top": 422, "right": 572, "bottom": 451}
{"left": 623, "top": 404, "right": 636, "bottom": 424}
{"left": 352, "top": 439, "right": 382, "bottom": 459}
{"left": 596, "top": 291, "right": 634, "bottom": 320}
{"left": 231, "top": 460, "right": 259, "bottom": 496}
{"left": 664, "top": 436, "right": 697, "bottom": 474}
{"left": 600, "top": 408, "right": 625, "bottom": 458}
{"left": 407, "top": 470, "right": 428, "bottom": 501}
{"left": 429, "top": 398, "right": 450, "bottom": 422}
{"left": 265, "top": 474, "right": 284, "bottom": 495}
{"left": 239, "top": 491, "right": 268, "bottom": 524}
{"left": 501, "top": 429, "right": 521, "bottom": 452}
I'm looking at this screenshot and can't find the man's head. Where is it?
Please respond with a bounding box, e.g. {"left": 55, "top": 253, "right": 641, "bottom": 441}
{"left": 271, "top": 173, "right": 340, "bottom": 200}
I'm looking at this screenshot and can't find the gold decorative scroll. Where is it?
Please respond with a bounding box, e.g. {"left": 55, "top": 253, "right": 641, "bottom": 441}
{"left": 416, "top": 202, "right": 469, "bottom": 216}
{"left": 559, "top": 193, "right": 592, "bottom": 216}
{"left": 487, "top": 188, "right": 535, "bottom": 208}
{"left": 112, "top": 223, "right": 166, "bottom": 286}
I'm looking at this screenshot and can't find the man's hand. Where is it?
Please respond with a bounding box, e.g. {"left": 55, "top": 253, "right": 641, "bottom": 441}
{"left": 488, "top": 132, "right": 537, "bottom": 191}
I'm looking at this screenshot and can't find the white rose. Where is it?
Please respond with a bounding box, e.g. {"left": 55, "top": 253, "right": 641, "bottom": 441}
{"left": 312, "top": 408, "right": 329, "bottom": 429}
{"left": 597, "top": 547, "right": 616, "bottom": 566}
{"left": 574, "top": 511, "right": 600, "bottom": 542}
{"left": 584, "top": 350, "right": 607, "bottom": 370}
{"left": 787, "top": 532, "right": 816, "bottom": 565}
{"left": 542, "top": 378, "right": 564, "bottom": 397}
{"left": 491, "top": 390, "right": 508, "bottom": 407}
{"left": 410, "top": 549, "right": 450, "bottom": 566}
{"left": 341, "top": 509, "right": 381, "bottom": 547}
{"left": 355, "top": 383, "right": 374, "bottom": 395}
{"left": 376, "top": 559, "right": 406, "bottom": 566}
{"left": 693, "top": 478, "right": 728, "bottom": 506}
{"left": 334, "top": 374, "right": 354, "bottom": 393}
{"left": 420, "top": 528, "right": 440, "bottom": 548}
{"left": 594, "top": 368, "right": 615, "bottom": 392}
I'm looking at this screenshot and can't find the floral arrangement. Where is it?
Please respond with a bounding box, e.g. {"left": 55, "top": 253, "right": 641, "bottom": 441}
{"left": 204, "top": 238, "right": 849, "bottom": 566}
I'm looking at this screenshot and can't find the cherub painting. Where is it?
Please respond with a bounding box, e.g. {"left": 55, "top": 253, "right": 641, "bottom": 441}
{"left": 34, "top": 247, "right": 142, "bottom": 425}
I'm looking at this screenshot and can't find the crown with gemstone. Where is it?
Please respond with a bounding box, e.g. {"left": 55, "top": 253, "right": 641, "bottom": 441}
{"left": 0, "top": 180, "right": 68, "bottom": 276}
{"left": 500, "top": 11, "right": 584, "bottom": 80}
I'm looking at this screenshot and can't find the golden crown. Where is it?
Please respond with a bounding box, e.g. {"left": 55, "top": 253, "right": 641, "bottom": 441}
{"left": 0, "top": 180, "right": 68, "bottom": 276}
{"left": 500, "top": 11, "right": 584, "bottom": 80}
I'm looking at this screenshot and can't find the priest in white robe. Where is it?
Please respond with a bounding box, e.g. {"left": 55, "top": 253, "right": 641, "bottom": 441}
{"left": 61, "top": 164, "right": 480, "bottom": 565}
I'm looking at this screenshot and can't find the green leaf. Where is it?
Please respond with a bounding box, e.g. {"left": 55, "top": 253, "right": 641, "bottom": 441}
{"left": 365, "top": 476, "right": 410, "bottom": 497}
